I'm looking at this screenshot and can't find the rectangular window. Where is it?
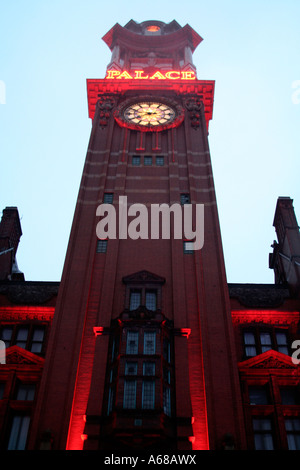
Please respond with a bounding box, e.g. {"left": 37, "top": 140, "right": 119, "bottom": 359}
{"left": 183, "top": 241, "right": 194, "bottom": 254}
{"left": 280, "top": 387, "right": 300, "bottom": 405}
{"left": 249, "top": 386, "right": 269, "bottom": 405}
{"left": 30, "top": 326, "right": 45, "bottom": 354}
{"left": 180, "top": 193, "right": 190, "bottom": 205}
{"left": 144, "top": 156, "right": 152, "bottom": 166}
{"left": 123, "top": 380, "right": 136, "bottom": 409}
{"left": 142, "top": 380, "right": 155, "bottom": 409}
{"left": 285, "top": 418, "right": 300, "bottom": 450}
{"left": 126, "top": 331, "right": 139, "bottom": 355}
{"left": 163, "top": 386, "right": 171, "bottom": 416}
{"left": 253, "top": 418, "right": 274, "bottom": 450}
{"left": 276, "top": 331, "right": 289, "bottom": 355}
{"left": 243, "top": 332, "right": 257, "bottom": 357}
{"left": 16, "top": 383, "right": 35, "bottom": 401}
{"left": 163, "top": 367, "right": 171, "bottom": 384}
{"left": 16, "top": 327, "right": 29, "bottom": 349}
{"left": 163, "top": 338, "right": 171, "bottom": 363}
{"left": 143, "top": 362, "right": 155, "bottom": 376}
{"left": 1, "top": 327, "right": 13, "bottom": 348}
{"left": 7, "top": 415, "right": 31, "bottom": 450}
{"left": 132, "top": 155, "right": 141, "bottom": 166}
{"left": 144, "top": 331, "right": 156, "bottom": 355}
{"left": 130, "top": 290, "right": 141, "bottom": 310}
{"left": 103, "top": 192, "right": 114, "bottom": 203}
{"left": 145, "top": 291, "right": 156, "bottom": 311}
{"left": 125, "top": 362, "right": 138, "bottom": 375}
{"left": 156, "top": 156, "right": 164, "bottom": 166}
{"left": 260, "top": 332, "right": 272, "bottom": 353}
{"left": 96, "top": 239, "right": 107, "bottom": 253}
{"left": 0, "top": 383, "right": 5, "bottom": 400}
{"left": 107, "top": 386, "right": 114, "bottom": 415}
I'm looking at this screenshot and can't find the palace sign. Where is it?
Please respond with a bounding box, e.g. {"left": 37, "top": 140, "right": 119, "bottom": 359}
{"left": 105, "top": 70, "right": 196, "bottom": 80}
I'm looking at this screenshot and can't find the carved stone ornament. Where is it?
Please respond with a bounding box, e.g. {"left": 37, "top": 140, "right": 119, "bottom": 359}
{"left": 122, "top": 270, "right": 165, "bottom": 285}
{"left": 184, "top": 96, "right": 203, "bottom": 128}
{"left": 97, "top": 95, "right": 117, "bottom": 128}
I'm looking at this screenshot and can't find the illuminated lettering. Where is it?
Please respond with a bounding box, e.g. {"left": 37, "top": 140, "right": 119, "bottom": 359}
{"left": 106, "top": 70, "right": 121, "bottom": 79}
{"left": 181, "top": 71, "right": 196, "bottom": 80}
{"left": 105, "top": 70, "right": 197, "bottom": 80}
{"left": 134, "top": 70, "right": 149, "bottom": 79}
{"left": 165, "top": 71, "right": 181, "bottom": 80}
{"left": 149, "top": 71, "right": 166, "bottom": 80}
{"left": 117, "top": 71, "right": 133, "bottom": 79}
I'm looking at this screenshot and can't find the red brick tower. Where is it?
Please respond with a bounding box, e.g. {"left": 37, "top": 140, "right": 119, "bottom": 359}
{"left": 29, "top": 20, "right": 246, "bottom": 451}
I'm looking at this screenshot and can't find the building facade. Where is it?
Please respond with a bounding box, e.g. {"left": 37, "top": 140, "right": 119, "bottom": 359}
{"left": 0, "top": 20, "right": 300, "bottom": 451}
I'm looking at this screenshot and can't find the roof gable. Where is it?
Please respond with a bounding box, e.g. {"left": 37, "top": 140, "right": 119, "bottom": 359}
{"left": 4, "top": 345, "right": 45, "bottom": 365}
{"left": 238, "top": 349, "right": 299, "bottom": 371}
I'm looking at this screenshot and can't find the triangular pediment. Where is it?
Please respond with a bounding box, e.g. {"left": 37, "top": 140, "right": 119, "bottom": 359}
{"left": 122, "top": 270, "right": 165, "bottom": 285}
{"left": 238, "top": 349, "right": 298, "bottom": 371}
{"left": 3, "top": 345, "right": 45, "bottom": 365}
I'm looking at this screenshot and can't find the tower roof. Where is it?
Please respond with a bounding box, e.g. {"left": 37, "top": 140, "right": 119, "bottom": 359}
{"left": 102, "top": 20, "right": 203, "bottom": 53}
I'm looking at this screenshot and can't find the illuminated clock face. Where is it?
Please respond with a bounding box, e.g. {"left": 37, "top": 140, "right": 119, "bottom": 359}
{"left": 123, "top": 102, "right": 176, "bottom": 128}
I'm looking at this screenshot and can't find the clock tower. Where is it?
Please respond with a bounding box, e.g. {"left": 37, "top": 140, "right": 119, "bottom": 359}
{"left": 29, "top": 20, "right": 246, "bottom": 451}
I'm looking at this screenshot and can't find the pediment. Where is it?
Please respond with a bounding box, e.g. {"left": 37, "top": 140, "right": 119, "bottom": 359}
{"left": 238, "top": 349, "right": 298, "bottom": 371}
{"left": 122, "top": 270, "right": 165, "bottom": 285}
{"left": 4, "top": 345, "right": 45, "bottom": 365}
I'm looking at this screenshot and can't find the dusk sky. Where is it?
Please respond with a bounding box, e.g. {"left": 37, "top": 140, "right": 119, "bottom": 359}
{"left": 1, "top": 0, "right": 299, "bottom": 284}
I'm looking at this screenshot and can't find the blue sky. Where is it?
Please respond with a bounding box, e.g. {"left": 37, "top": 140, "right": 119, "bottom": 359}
{"left": 1, "top": 0, "right": 299, "bottom": 283}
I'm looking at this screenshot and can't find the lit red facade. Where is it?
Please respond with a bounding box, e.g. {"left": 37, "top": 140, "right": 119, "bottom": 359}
{"left": 1, "top": 20, "right": 300, "bottom": 452}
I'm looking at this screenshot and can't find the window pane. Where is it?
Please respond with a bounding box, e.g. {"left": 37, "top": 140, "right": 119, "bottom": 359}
{"left": 280, "top": 387, "right": 299, "bottom": 405}
{"left": 144, "top": 331, "right": 156, "bottom": 355}
{"left": 285, "top": 418, "right": 300, "bottom": 450}
{"left": 260, "top": 332, "right": 272, "bottom": 352}
{"left": 163, "top": 338, "right": 170, "bottom": 362}
{"left": 285, "top": 418, "right": 300, "bottom": 431}
{"left": 276, "top": 332, "right": 288, "bottom": 345}
{"left": 130, "top": 291, "right": 141, "bottom": 310}
{"left": 126, "top": 331, "right": 139, "bottom": 354}
{"left": 244, "top": 332, "right": 256, "bottom": 357}
{"left": 132, "top": 156, "right": 141, "bottom": 166}
{"left": 156, "top": 156, "right": 164, "bottom": 166}
{"left": 96, "top": 239, "right": 107, "bottom": 253}
{"left": 145, "top": 291, "right": 156, "bottom": 311}
{"left": 180, "top": 194, "right": 190, "bottom": 205}
{"left": 144, "top": 156, "right": 152, "bottom": 166}
{"left": 253, "top": 418, "right": 274, "bottom": 450}
{"left": 163, "top": 386, "right": 171, "bottom": 416}
{"left": 249, "top": 386, "right": 269, "bottom": 405}
{"left": 125, "top": 362, "right": 138, "bottom": 375}
{"left": 1, "top": 327, "right": 13, "bottom": 347}
{"left": 163, "top": 367, "right": 170, "bottom": 384}
{"left": 31, "top": 326, "right": 45, "bottom": 353}
{"left": 276, "top": 332, "right": 289, "bottom": 354}
{"left": 103, "top": 193, "right": 114, "bottom": 203}
{"left": 16, "top": 327, "right": 29, "bottom": 349}
{"left": 123, "top": 380, "right": 136, "bottom": 409}
{"left": 0, "top": 383, "right": 5, "bottom": 399}
{"left": 183, "top": 241, "right": 194, "bottom": 254}
{"left": 254, "top": 433, "right": 274, "bottom": 450}
{"left": 107, "top": 387, "right": 114, "bottom": 415}
{"left": 142, "top": 380, "right": 155, "bottom": 409}
{"left": 16, "top": 384, "right": 36, "bottom": 401}
{"left": 7, "top": 415, "right": 30, "bottom": 450}
{"left": 143, "top": 362, "right": 155, "bottom": 376}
